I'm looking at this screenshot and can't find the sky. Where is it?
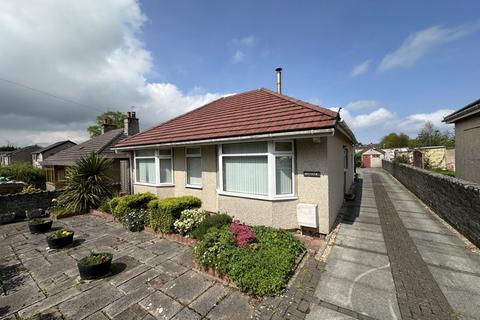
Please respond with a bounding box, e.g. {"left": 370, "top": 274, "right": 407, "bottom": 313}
{"left": 0, "top": 0, "right": 479, "bottom": 146}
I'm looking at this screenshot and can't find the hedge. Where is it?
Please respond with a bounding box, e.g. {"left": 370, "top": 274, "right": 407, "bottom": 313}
{"left": 191, "top": 213, "right": 233, "bottom": 240}
{"left": 0, "top": 163, "right": 46, "bottom": 189}
{"left": 101, "top": 193, "right": 157, "bottom": 220}
{"left": 148, "top": 195, "right": 201, "bottom": 233}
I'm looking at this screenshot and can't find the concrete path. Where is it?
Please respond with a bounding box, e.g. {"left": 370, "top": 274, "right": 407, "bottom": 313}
{"left": 308, "top": 168, "right": 480, "bottom": 320}
{"left": 0, "top": 215, "right": 255, "bottom": 320}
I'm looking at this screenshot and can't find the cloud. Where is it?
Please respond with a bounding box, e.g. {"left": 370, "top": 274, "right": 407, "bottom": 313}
{"left": 342, "top": 108, "right": 396, "bottom": 129}
{"left": 351, "top": 60, "right": 371, "bottom": 77}
{"left": 379, "top": 21, "right": 480, "bottom": 71}
{"left": 0, "top": 0, "right": 225, "bottom": 146}
{"left": 233, "top": 50, "right": 245, "bottom": 63}
{"left": 398, "top": 109, "right": 455, "bottom": 132}
{"left": 233, "top": 36, "right": 256, "bottom": 47}
{"left": 344, "top": 99, "right": 380, "bottom": 111}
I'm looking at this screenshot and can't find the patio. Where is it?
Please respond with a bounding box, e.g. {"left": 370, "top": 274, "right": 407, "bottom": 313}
{"left": 0, "top": 215, "right": 256, "bottom": 320}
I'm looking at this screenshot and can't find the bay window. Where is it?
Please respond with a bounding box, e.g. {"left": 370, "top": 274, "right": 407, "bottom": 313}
{"left": 186, "top": 147, "right": 202, "bottom": 187}
{"left": 219, "top": 141, "right": 295, "bottom": 199}
{"left": 134, "top": 149, "right": 173, "bottom": 185}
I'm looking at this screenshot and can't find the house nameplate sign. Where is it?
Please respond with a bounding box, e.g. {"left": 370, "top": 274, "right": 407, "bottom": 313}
{"left": 303, "top": 171, "right": 321, "bottom": 177}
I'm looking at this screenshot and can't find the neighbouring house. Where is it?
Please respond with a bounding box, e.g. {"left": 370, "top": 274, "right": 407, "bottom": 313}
{"left": 0, "top": 145, "right": 41, "bottom": 166}
{"left": 382, "top": 147, "right": 409, "bottom": 162}
{"left": 113, "top": 87, "right": 357, "bottom": 235}
{"left": 31, "top": 140, "right": 77, "bottom": 168}
{"left": 43, "top": 112, "right": 139, "bottom": 192}
{"left": 444, "top": 98, "right": 480, "bottom": 183}
{"left": 360, "top": 148, "right": 385, "bottom": 168}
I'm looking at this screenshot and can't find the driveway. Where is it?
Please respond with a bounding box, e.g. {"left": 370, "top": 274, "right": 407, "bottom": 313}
{"left": 0, "top": 215, "right": 255, "bottom": 320}
{"left": 308, "top": 168, "right": 480, "bottom": 320}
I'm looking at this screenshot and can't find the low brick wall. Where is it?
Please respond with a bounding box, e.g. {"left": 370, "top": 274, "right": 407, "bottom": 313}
{"left": 382, "top": 160, "right": 480, "bottom": 247}
{"left": 0, "top": 190, "right": 62, "bottom": 224}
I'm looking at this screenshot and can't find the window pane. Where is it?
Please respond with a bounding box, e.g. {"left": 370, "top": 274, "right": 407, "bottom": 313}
{"left": 186, "top": 147, "right": 201, "bottom": 155}
{"left": 187, "top": 157, "right": 202, "bottom": 185}
{"left": 222, "top": 142, "right": 267, "bottom": 154}
{"left": 136, "top": 158, "right": 156, "bottom": 183}
{"left": 275, "top": 142, "right": 292, "bottom": 152}
{"left": 159, "top": 158, "right": 172, "bottom": 183}
{"left": 276, "top": 156, "right": 293, "bottom": 195}
{"left": 223, "top": 156, "right": 268, "bottom": 195}
{"left": 158, "top": 149, "right": 171, "bottom": 156}
{"left": 136, "top": 149, "right": 155, "bottom": 157}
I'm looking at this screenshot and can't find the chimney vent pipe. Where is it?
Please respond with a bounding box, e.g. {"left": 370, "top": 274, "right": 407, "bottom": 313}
{"left": 275, "top": 67, "right": 282, "bottom": 94}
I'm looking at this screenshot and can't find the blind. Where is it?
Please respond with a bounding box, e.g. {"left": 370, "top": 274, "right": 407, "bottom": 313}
{"left": 187, "top": 157, "right": 202, "bottom": 185}
{"left": 159, "top": 158, "right": 172, "bottom": 183}
{"left": 136, "top": 158, "right": 156, "bottom": 183}
{"left": 222, "top": 142, "right": 268, "bottom": 154}
{"left": 223, "top": 156, "right": 268, "bottom": 195}
{"left": 276, "top": 156, "right": 293, "bottom": 195}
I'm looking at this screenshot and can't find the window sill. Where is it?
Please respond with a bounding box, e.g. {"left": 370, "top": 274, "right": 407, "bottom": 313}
{"left": 185, "top": 184, "right": 202, "bottom": 190}
{"left": 217, "top": 190, "right": 297, "bottom": 201}
{"left": 134, "top": 182, "right": 175, "bottom": 188}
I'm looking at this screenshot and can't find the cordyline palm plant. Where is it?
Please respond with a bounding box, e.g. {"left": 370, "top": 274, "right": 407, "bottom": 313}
{"left": 57, "top": 152, "right": 114, "bottom": 213}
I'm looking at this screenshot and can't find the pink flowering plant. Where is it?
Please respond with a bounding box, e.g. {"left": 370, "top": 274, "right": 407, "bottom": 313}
{"left": 230, "top": 220, "right": 256, "bottom": 247}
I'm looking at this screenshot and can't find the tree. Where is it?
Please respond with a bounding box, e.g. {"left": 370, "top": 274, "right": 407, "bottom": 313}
{"left": 56, "top": 152, "right": 113, "bottom": 213}
{"left": 410, "top": 121, "right": 455, "bottom": 147}
{"left": 379, "top": 132, "right": 410, "bottom": 148}
{"left": 0, "top": 144, "right": 16, "bottom": 152}
{"left": 87, "top": 111, "right": 125, "bottom": 137}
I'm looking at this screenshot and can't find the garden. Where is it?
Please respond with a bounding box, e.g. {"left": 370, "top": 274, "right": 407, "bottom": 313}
{"left": 28, "top": 152, "right": 306, "bottom": 297}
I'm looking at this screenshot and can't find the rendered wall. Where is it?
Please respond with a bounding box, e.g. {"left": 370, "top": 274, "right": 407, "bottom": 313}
{"left": 454, "top": 115, "right": 480, "bottom": 183}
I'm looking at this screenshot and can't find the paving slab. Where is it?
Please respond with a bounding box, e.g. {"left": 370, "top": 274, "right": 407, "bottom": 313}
{"left": 139, "top": 291, "right": 183, "bottom": 319}
{"left": 206, "top": 291, "right": 254, "bottom": 320}
{"left": 189, "top": 283, "right": 231, "bottom": 316}
{"left": 161, "top": 270, "right": 213, "bottom": 305}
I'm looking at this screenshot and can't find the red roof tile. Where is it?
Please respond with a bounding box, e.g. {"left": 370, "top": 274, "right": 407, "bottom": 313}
{"left": 115, "top": 88, "right": 340, "bottom": 147}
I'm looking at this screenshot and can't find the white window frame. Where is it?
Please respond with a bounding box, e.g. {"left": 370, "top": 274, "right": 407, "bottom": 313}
{"left": 185, "top": 147, "right": 202, "bottom": 189}
{"left": 134, "top": 148, "right": 174, "bottom": 187}
{"left": 217, "top": 140, "right": 296, "bottom": 201}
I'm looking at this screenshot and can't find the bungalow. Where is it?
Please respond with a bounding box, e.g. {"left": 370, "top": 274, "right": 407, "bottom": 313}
{"left": 444, "top": 98, "right": 480, "bottom": 183}
{"left": 43, "top": 112, "right": 139, "bottom": 192}
{"left": 31, "top": 140, "right": 77, "bottom": 168}
{"left": 113, "top": 85, "right": 357, "bottom": 235}
{"left": 0, "top": 145, "right": 41, "bottom": 166}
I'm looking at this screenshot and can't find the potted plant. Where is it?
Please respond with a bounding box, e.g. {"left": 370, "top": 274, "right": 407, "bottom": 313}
{"left": 28, "top": 218, "right": 53, "bottom": 234}
{"left": 26, "top": 208, "right": 45, "bottom": 219}
{"left": 47, "top": 229, "right": 74, "bottom": 249}
{"left": 77, "top": 252, "right": 113, "bottom": 280}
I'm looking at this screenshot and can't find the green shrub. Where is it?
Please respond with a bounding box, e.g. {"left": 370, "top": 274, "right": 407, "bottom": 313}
{"left": 193, "top": 225, "right": 305, "bottom": 297}
{"left": 173, "top": 208, "right": 208, "bottom": 235}
{"left": 121, "top": 208, "right": 148, "bottom": 232}
{"left": 0, "top": 163, "right": 46, "bottom": 189}
{"left": 191, "top": 213, "right": 233, "bottom": 240}
{"left": 148, "top": 196, "right": 202, "bottom": 233}
{"left": 193, "top": 226, "right": 236, "bottom": 273}
{"left": 112, "top": 192, "right": 157, "bottom": 220}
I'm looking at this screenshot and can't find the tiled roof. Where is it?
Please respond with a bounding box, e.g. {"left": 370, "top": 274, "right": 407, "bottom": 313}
{"left": 32, "top": 140, "right": 76, "bottom": 154}
{"left": 43, "top": 129, "right": 128, "bottom": 166}
{"left": 116, "top": 88, "right": 341, "bottom": 148}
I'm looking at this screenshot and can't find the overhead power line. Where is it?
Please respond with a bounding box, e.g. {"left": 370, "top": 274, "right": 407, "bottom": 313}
{"left": 0, "top": 76, "right": 106, "bottom": 113}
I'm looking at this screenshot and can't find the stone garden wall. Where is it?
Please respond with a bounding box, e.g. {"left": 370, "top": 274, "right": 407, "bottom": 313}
{"left": 382, "top": 160, "right": 480, "bottom": 248}
{"left": 0, "top": 190, "right": 62, "bottom": 224}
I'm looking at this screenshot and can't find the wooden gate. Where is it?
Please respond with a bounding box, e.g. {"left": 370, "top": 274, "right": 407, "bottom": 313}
{"left": 362, "top": 154, "right": 371, "bottom": 168}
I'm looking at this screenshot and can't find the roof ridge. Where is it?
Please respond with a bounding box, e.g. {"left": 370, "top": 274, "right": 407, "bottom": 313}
{"left": 119, "top": 88, "right": 262, "bottom": 145}
{"left": 259, "top": 88, "right": 338, "bottom": 119}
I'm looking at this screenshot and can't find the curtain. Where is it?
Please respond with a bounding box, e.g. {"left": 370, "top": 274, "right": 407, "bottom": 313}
{"left": 136, "top": 158, "right": 156, "bottom": 183}
{"left": 159, "top": 158, "right": 172, "bottom": 183}
{"left": 187, "top": 157, "right": 202, "bottom": 185}
{"left": 276, "top": 156, "right": 293, "bottom": 195}
{"left": 223, "top": 156, "right": 268, "bottom": 195}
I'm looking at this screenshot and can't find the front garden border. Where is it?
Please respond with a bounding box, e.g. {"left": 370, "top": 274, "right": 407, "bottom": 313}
{"left": 89, "top": 208, "right": 198, "bottom": 247}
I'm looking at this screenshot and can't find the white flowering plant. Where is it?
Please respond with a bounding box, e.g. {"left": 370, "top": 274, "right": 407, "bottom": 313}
{"left": 174, "top": 208, "right": 208, "bottom": 235}
{"left": 121, "top": 208, "right": 148, "bottom": 232}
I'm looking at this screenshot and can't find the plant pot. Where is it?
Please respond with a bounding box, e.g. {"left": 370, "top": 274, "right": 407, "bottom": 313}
{"left": 28, "top": 220, "right": 53, "bottom": 234}
{"left": 77, "top": 253, "right": 113, "bottom": 280}
{"left": 47, "top": 231, "right": 74, "bottom": 249}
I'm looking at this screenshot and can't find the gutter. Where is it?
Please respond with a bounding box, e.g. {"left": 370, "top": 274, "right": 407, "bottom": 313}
{"left": 112, "top": 128, "right": 335, "bottom": 151}
{"left": 443, "top": 104, "right": 480, "bottom": 123}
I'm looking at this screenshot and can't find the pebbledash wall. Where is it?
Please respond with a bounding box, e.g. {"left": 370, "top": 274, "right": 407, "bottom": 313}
{"left": 382, "top": 160, "right": 480, "bottom": 248}
{"left": 0, "top": 190, "right": 61, "bottom": 224}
